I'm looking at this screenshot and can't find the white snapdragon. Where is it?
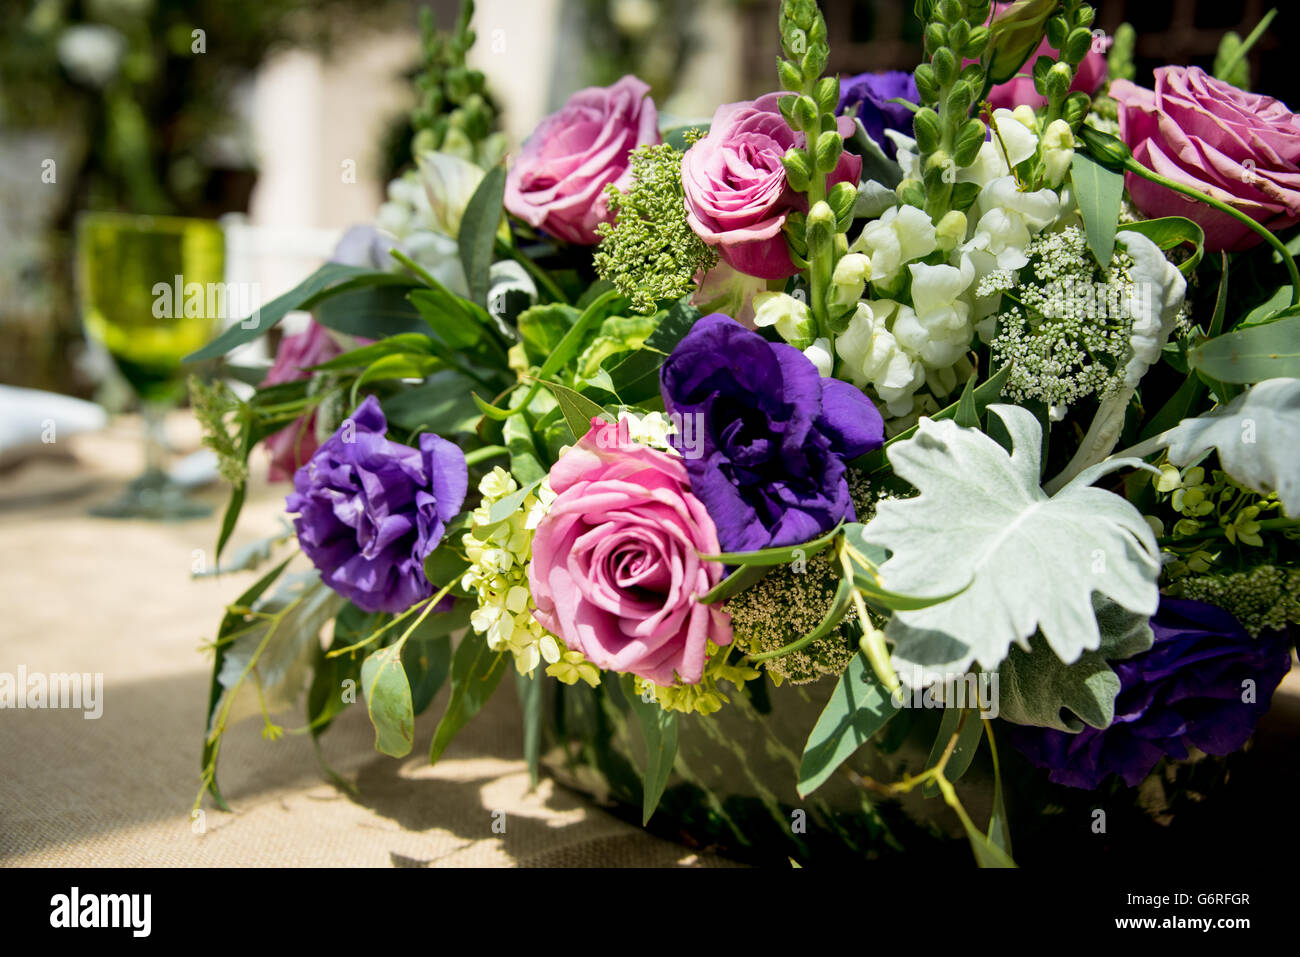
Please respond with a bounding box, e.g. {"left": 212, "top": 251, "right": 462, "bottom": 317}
{"left": 834, "top": 301, "right": 926, "bottom": 417}
{"left": 752, "top": 291, "right": 816, "bottom": 349}
{"left": 804, "top": 338, "right": 835, "bottom": 377}
{"left": 892, "top": 257, "right": 978, "bottom": 368}
{"left": 830, "top": 253, "right": 872, "bottom": 310}
{"left": 1040, "top": 119, "right": 1076, "bottom": 188}
{"left": 850, "top": 205, "right": 938, "bottom": 287}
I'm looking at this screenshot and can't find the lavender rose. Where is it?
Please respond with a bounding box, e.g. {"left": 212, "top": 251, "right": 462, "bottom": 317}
{"left": 504, "top": 74, "right": 660, "bottom": 245}
{"left": 1005, "top": 597, "right": 1293, "bottom": 789}
{"left": 1111, "top": 66, "right": 1300, "bottom": 252}
{"left": 682, "top": 93, "right": 862, "bottom": 280}
{"left": 838, "top": 71, "right": 919, "bottom": 160}
{"left": 660, "top": 314, "right": 884, "bottom": 553}
{"left": 528, "top": 418, "right": 731, "bottom": 686}
{"left": 287, "top": 395, "right": 467, "bottom": 614}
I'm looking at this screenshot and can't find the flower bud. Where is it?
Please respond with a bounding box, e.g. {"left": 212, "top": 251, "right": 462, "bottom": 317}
{"left": 828, "top": 180, "right": 858, "bottom": 219}
{"left": 778, "top": 58, "right": 803, "bottom": 92}
{"left": 801, "top": 46, "right": 828, "bottom": 81}
{"left": 778, "top": 94, "right": 797, "bottom": 125}
{"left": 952, "top": 118, "right": 986, "bottom": 167}
{"left": 830, "top": 252, "right": 871, "bottom": 309}
{"left": 912, "top": 107, "right": 942, "bottom": 153}
{"left": 793, "top": 94, "right": 819, "bottom": 130}
{"left": 1031, "top": 54, "right": 1053, "bottom": 95}
{"left": 1076, "top": 123, "right": 1133, "bottom": 171}
{"left": 963, "top": 25, "right": 990, "bottom": 58}
{"left": 806, "top": 200, "right": 837, "bottom": 249}
{"left": 1040, "top": 118, "right": 1075, "bottom": 187}
{"left": 914, "top": 63, "right": 940, "bottom": 103}
{"left": 983, "top": 0, "right": 1058, "bottom": 86}
{"left": 753, "top": 292, "right": 817, "bottom": 350}
{"left": 814, "top": 75, "right": 840, "bottom": 115}
{"left": 814, "top": 130, "right": 844, "bottom": 173}
{"left": 925, "top": 22, "right": 949, "bottom": 54}
{"left": 935, "top": 210, "right": 968, "bottom": 251}
{"left": 932, "top": 46, "right": 958, "bottom": 85}
{"left": 1062, "top": 91, "right": 1090, "bottom": 129}
{"left": 1045, "top": 62, "right": 1074, "bottom": 104}
{"left": 1045, "top": 15, "right": 1068, "bottom": 50}
{"left": 782, "top": 147, "right": 813, "bottom": 191}
{"left": 897, "top": 178, "right": 926, "bottom": 208}
{"left": 1064, "top": 27, "right": 1093, "bottom": 66}
{"left": 945, "top": 79, "right": 975, "bottom": 121}
{"left": 1011, "top": 104, "right": 1038, "bottom": 131}
{"left": 948, "top": 19, "right": 970, "bottom": 52}
{"left": 1076, "top": 5, "right": 1095, "bottom": 29}
{"left": 938, "top": 0, "right": 962, "bottom": 24}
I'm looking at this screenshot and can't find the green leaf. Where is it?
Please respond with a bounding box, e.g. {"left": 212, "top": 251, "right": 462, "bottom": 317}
{"left": 186, "top": 264, "right": 403, "bottom": 362}
{"left": 1160, "top": 377, "right": 1300, "bottom": 515}
{"left": 459, "top": 163, "right": 507, "bottom": 307}
{"left": 921, "top": 707, "right": 984, "bottom": 798}
{"left": 997, "top": 596, "right": 1153, "bottom": 731}
{"left": 429, "top": 631, "right": 509, "bottom": 765}
{"left": 380, "top": 371, "right": 483, "bottom": 435}
{"left": 701, "top": 522, "right": 842, "bottom": 566}
{"left": 403, "top": 627, "right": 453, "bottom": 717}
{"left": 961, "top": 814, "right": 1018, "bottom": 868}
{"left": 797, "top": 653, "right": 898, "bottom": 797}
{"left": 202, "top": 555, "right": 293, "bottom": 808}
{"left": 515, "top": 670, "right": 543, "bottom": 787}
{"left": 1071, "top": 151, "right": 1124, "bottom": 267}
{"left": 619, "top": 674, "right": 679, "bottom": 824}
{"left": 312, "top": 280, "right": 428, "bottom": 339}
{"left": 530, "top": 377, "right": 610, "bottom": 441}
{"left": 986, "top": 721, "right": 1012, "bottom": 857}
{"left": 642, "top": 298, "right": 702, "bottom": 353}
{"left": 1118, "top": 217, "right": 1204, "bottom": 275}
{"left": 422, "top": 548, "right": 470, "bottom": 593}
{"left": 954, "top": 371, "right": 980, "bottom": 428}
{"left": 311, "top": 333, "right": 438, "bottom": 371}
{"left": 865, "top": 405, "right": 1161, "bottom": 679}
{"left": 308, "top": 603, "right": 374, "bottom": 736}
{"left": 409, "top": 287, "right": 488, "bottom": 350}
{"left": 1239, "top": 287, "right": 1293, "bottom": 327}
{"left": 1189, "top": 316, "right": 1300, "bottom": 383}
{"left": 361, "top": 643, "right": 415, "bottom": 758}
{"left": 354, "top": 352, "right": 444, "bottom": 389}
{"left": 517, "top": 303, "right": 579, "bottom": 364}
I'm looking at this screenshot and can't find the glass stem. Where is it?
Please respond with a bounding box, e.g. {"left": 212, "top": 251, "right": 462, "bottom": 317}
{"left": 142, "top": 401, "right": 169, "bottom": 478}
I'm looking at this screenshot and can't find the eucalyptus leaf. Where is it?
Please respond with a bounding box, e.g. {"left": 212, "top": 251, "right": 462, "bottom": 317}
{"left": 403, "top": 627, "right": 454, "bottom": 717}
{"left": 516, "top": 670, "right": 543, "bottom": 787}
{"left": 1159, "top": 377, "right": 1300, "bottom": 515}
{"left": 459, "top": 163, "right": 507, "bottom": 307}
{"left": 997, "top": 596, "right": 1154, "bottom": 732}
{"left": 1189, "top": 317, "right": 1300, "bottom": 383}
{"left": 619, "top": 674, "right": 679, "bottom": 824}
{"left": 360, "top": 643, "right": 415, "bottom": 757}
{"left": 1071, "top": 151, "right": 1124, "bottom": 267}
{"left": 921, "top": 707, "right": 983, "bottom": 798}
{"left": 1117, "top": 217, "right": 1204, "bottom": 275}
{"left": 429, "top": 631, "right": 509, "bottom": 765}
{"left": 797, "top": 653, "right": 898, "bottom": 797}
{"left": 864, "top": 405, "right": 1161, "bottom": 682}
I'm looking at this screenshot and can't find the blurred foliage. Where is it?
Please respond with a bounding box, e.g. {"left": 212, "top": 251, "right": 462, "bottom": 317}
{"left": 577, "top": 0, "right": 700, "bottom": 103}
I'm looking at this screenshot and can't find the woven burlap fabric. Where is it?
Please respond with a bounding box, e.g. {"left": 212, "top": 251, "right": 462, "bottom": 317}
{"left": 0, "top": 416, "right": 738, "bottom": 868}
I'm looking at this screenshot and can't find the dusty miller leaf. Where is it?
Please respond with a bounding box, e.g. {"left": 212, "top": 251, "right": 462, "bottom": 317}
{"left": 862, "top": 405, "right": 1161, "bottom": 682}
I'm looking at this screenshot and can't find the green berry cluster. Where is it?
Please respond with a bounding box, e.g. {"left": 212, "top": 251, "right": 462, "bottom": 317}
{"left": 908, "top": 0, "right": 993, "bottom": 220}
{"left": 410, "top": 0, "right": 504, "bottom": 167}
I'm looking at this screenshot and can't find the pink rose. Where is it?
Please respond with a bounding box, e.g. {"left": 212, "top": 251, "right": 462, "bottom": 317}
{"left": 981, "top": 2, "right": 1107, "bottom": 111}
{"left": 682, "top": 93, "right": 862, "bottom": 280}
{"left": 528, "top": 418, "right": 732, "bottom": 686}
{"left": 261, "top": 320, "right": 343, "bottom": 482}
{"left": 1111, "top": 66, "right": 1300, "bottom": 252}
{"left": 504, "top": 75, "right": 660, "bottom": 245}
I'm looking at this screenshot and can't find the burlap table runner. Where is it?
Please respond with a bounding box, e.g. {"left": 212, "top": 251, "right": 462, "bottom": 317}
{"left": 0, "top": 414, "right": 737, "bottom": 867}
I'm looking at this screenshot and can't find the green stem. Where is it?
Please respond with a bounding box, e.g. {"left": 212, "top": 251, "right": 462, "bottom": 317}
{"left": 1124, "top": 160, "right": 1300, "bottom": 306}
{"left": 1159, "top": 515, "right": 1300, "bottom": 546}
{"left": 495, "top": 237, "right": 570, "bottom": 304}
{"left": 464, "top": 444, "right": 509, "bottom": 466}
{"left": 1217, "top": 8, "right": 1277, "bottom": 80}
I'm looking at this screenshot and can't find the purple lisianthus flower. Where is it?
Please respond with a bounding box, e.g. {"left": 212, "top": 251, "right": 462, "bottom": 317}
{"left": 838, "top": 71, "right": 919, "bottom": 160}
{"left": 659, "top": 313, "right": 884, "bottom": 553}
{"left": 1006, "top": 598, "right": 1294, "bottom": 790}
{"left": 287, "top": 394, "right": 467, "bottom": 614}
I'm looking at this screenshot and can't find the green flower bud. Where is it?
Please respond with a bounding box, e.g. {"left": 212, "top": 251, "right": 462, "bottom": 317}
{"left": 814, "top": 76, "right": 840, "bottom": 115}
{"left": 914, "top": 63, "right": 940, "bottom": 102}
{"left": 913, "top": 107, "right": 942, "bottom": 153}
{"left": 801, "top": 45, "right": 828, "bottom": 81}
{"left": 1064, "top": 27, "right": 1092, "bottom": 65}
{"left": 938, "top": 0, "right": 962, "bottom": 24}
{"left": 1045, "top": 15, "right": 1069, "bottom": 50}
{"left": 983, "top": 0, "right": 1058, "bottom": 86}
{"left": 1045, "top": 62, "right": 1073, "bottom": 104}
{"left": 828, "top": 180, "right": 857, "bottom": 219}
{"left": 963, "top": 25, "right": 990, "bottom": 59}
{"left": 778, "top": 58, "right": 803, "bottom": 92}
{"left": 935, "top": 210, "right": 968, "bottom": 251}
{"left": 932, "top": 47, "right": 958, "bottom": 86}
{"left": 1076, "top": 123, "right": 1133, "bottom": 172}
{"left": 950, "top": 180, "right": 981, "bottom": 211}
{"left": 959, "top": 62, "right": 984, "bottom": 85}
{"left": 948, "top": 19, "right": 970, "bottom": 52}
{"left": 1075, "top": 5, "right": 1095, "bottom": 29}
{"left": 813, "top": 129, "right": 844, "bottom": 173}
{"left": 953, "top": 117, "right": 986, "bottom": 166}
{"left": 945, "top": 79, "right": 975, "bottom": 121}
{"left": 1031, "top": 54, "right": 1053, "bottom": 96}
{"left": 782, "top": 148, "right": 813, "bottom": 191}
{"left": 925, "top": 22, "right": 949, "bottom": 54}
{"left": 778, "top": 94, "right": 798, "bottom": 125}
{"left": 897, "top": 178, "right": 926, "bottom": 209}
{"left": 793, "top": 94, "right": 818, "bottom": 130}
{"left": 1062, "top": 90, "right": 1091, "bottom": 128}
{"left": 968, "top": 0, "right": 992, "bottom": 21}
{"left": 806, "top": 200, "right": 836, "bottom": 249}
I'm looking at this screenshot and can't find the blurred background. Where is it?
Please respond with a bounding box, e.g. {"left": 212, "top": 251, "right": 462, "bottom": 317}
{"left": 2, "top": 0, "right": 1296, "bottom": 400}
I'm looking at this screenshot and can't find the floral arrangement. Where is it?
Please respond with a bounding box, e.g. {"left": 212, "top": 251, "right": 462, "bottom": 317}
{"left": 189, "top": 0, "right": 1298, "bottom": 866}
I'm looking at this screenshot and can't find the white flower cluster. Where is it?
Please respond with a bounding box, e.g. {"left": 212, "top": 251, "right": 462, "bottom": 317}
{"left": 461, "top": 467, "right": 566, "bottom": 677}
{"left": 834, "top": 108, "right": 1072, "bottom": 422}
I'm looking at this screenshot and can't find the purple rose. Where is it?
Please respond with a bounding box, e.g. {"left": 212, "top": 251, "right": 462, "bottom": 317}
{"left": 287, "top": 395, "right": 467, "bottom": 614}
{"left": 682, "top": 94, "right": 863, "bottom": 280}
{"left": 838, "top": 71, "right": 918, "bottom": 160}
{"left": 504, "top": 74, "right": 660, "bottom": 245}
{"left": 1111, "top": 66, "right": 1300, "bottom": 252}
{"left": 1005, "top": 597, "right": 1294, "bottom": 790}
{"left": 659, "top": 314, "right": 884, "bottom": 553}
